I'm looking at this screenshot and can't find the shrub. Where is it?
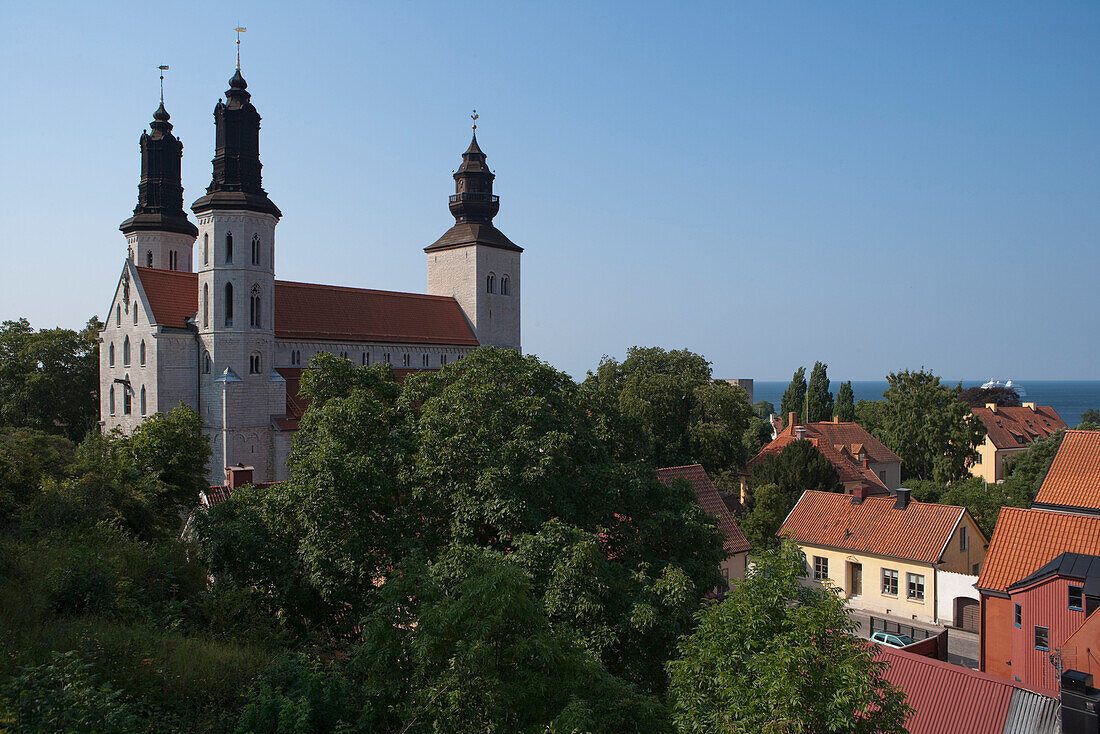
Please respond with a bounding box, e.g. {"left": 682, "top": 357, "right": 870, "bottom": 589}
{"left": 48, "top": 559, "right": 115, "bottom": 616}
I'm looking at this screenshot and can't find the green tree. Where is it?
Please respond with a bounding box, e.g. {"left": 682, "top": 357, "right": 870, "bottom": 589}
{"left": 805, "top": 361, "right": 833, "bottom": 423}
{"left": 877, "top": 369, "right": 985, "bottom": 483}
{"left": 1000, "top": 429, "right": 1066, "bottom": 509}
{"left": 752, "top": 400, "right": 775, "bottom": 420}
{"left": 667, "top": 542, "right": 911, "bottom": 733}
{"left": 0, "top": 317, "right": 101, "bottom": 441}
{"left": 0, "top": 427, "right": 74, "bottom": 521}
{"left": 1080, "top": 409, "right": 1100, "bottom": 429}
{"left": 834, "top": 381, "right": 856, "bottom": 421}
{"left": 748, "top": 439, "right": 842, "bottom": 497}
{"left": 738, "top": 483, "right": 788, "bottom": 551}
{"left": 854, "top": 398, "right": 885, "bottom": 435}
{"left": 958, "top": 385, "right": 1020, "bottom": 408}
{"left": 779, "top": 367, "right": 806, "bottom": 426}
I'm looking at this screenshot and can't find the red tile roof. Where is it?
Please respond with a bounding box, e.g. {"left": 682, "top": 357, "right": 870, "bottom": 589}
{"left": 135, "top": 268, "right": 199, "bottom": 329}
{"left": 877, "top": 645, "right": 1057, "bottom": 734}
{"left": 657, "top": 464, "right": 751, "bottom": 555}
{"left": 1032, "top": 430, "right": 1100, "bottom": 511}
{"left": 972, "top": 405, "right": 1066, "bottom": 451}
{"left": 780, "top": 490, "right": 971, "bottom": 565}
{"left": 782, "top": 420, "right": 901, "bottom": 464}
{"left": 976, "top": 506, "right": 1100, "bottom": 593}
{"left": 134, "top": 268, "right": 478, "bottom": 346}
{"left": 748, "top": 433, "right": 890, "bottom": 493}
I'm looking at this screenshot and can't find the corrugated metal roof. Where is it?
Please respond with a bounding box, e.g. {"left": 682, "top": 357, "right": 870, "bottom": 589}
{"left": 1033, "top": 430, "right": 1100, "bottom": 511}
{"left": 976, "top": 507, "right": 1100, "bottom": 593}
{"left": 1002, "top": 688, "right": 1060, "bottom": 734}
{"left": 779, "top": 490, "right": 966, "bottom": 564}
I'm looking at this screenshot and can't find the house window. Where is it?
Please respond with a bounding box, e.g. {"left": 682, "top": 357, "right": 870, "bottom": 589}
{"left": 203, "top": 233, "right": 209, "bottom": 264}
{"left": 202, "top": 352, "right": 211, "bottom": 374}
{"left": 974, "top": 453, "right": 983, "bottom": 465}
{"left": 402, "top": 353, "right": 411, "bottom": 367}
{"left": 225, "top": 232, "right": 233, "bottom": 263}
{"left": 486, "top": 273, "right": 495, "bottom": 294}
{"left": 123, "top": 388, "right": 132, "bottom": 415}
{"left": 383, "top": 352, "right": 391, "bottom": 364}
{"left": 249, "top": 352, "right": 262, "bottom": 374}
{"left": 203, "top": 284, "right": 209, "bottom": 328}
{"left": 1034, "top": 626, "right": 1049, "bottom": 651}
{"left": 501, "top": 276, "right": 510, "bottom": 295}
{"left": 146, "top": 251, "right": 153, "bottom": 267}
{"left": 109, "top": 385, "right": 115, "bottom": 415}
{"left": 140, "top": 386, "right": 146, "bottom": 416}
{"left": 441, "top": 353, "right": 448, "bottom": 366}
{"left": 139, "top": 340, "right": 146, "bottom": 366}
{"left": 251, "top": 235, "right": 260, "bottom": 265}
{"left": 109, "top": 343, "right": 115, "bottom": 367}
{"left": 361, "top": 352, "right": 368, "bottom": 366}
{"left": 813, "top": 556, "right": 828, "bottom": 581}
{"left": 422, "top": 354, "right": 429, "bottom": 367}
{"left": 339, "top": 351, "right": 348, "bottom": 359}
{"left": 123, "top": 337, "right": 131, "bottom": 366}
{"left": 1014, "top": 603, "right": 1022, "bottom": 628}
{"left": 960, "top": 526, "right": 969, "bottom": 552}
{"left": 906, "top": 573, "right": 925, "bottom": 601}
{"left": 882, "top": 569, "right": 899, "bottom": 596}
{"left": 225, "top": 283, "right": 234, "bottom": 326}
{"left": 1069, "top": 585, "right": 1084, "bottom": 611}
{"left": 250, "top": 285, "right": 261, "bottom": 328}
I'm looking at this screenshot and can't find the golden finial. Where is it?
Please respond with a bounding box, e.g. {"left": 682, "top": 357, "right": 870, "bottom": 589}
{"left": 471, "top": 109, "right": 478, "bottom": 131}
{"left": 158, "top": 65, "right": 169, "bottom": 103}
{"left": 235, "top": 26, "right": 247, "bottom": 69}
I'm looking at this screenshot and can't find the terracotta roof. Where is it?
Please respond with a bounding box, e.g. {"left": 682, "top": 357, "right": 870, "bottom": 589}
{"left": 779, "top": 490, "right": 971, "bottom": 564}
{"left": 748, "top": 433, "right": 890, "bottom": 493}
{"left": 134, "top": 268, "right": 478, "bottom": 346}
{"left": 657, "top": 464, "right": 751, "bottom": 555}
{"left": 977, "top": 507, "right": 1100, "bottom": 593}
{"left": 972, "top": 405, "right": 1066, "bottom": 450}
{"left": 773, "top": 420, "right": 902, "bottom": 464}
{"left": 135, "top": 267, "right": 197, "bottom": 327}
{"left": 877, "top": 646, "right": 1058, "bottom": 734}
{"left": 1032, "top": 430, "right": 1100, "bottom": 511}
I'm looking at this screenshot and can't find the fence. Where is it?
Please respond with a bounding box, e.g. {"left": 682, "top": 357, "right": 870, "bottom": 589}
{"left": 869, "top": 615, "right": 936, "bottom": 642}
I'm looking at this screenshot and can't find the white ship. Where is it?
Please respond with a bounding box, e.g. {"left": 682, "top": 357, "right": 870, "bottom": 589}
{"left": 980, "top": 378, "right": 1027, "bottom": 397}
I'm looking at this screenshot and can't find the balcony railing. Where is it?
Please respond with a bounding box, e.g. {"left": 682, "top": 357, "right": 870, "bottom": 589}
{"left": 449, "top": 192, "right": 499, "bottom": 204}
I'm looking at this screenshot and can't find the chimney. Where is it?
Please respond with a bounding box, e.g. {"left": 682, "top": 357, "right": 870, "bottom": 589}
{"left": 1023, "top": 402, "right": 1036, "bottom": 411}
{"left": 986, "top": 402, "right": 997, "bottom": 414}
{"left": 788, "top": 412, "right": 800, "bottom": 429}
{"left": 795, "top": 426, "right": 806, "bottom": 440}
{"left": 833, "top": 415, "right": 840, "bottom": 423}
{"left": 894, "top": 488, "right": 911, "bottom": 510}
{"left": 851, "top": 485, "right": 869, "bottom": 505}
{"left": 862, "top": 456, "right": 870, "bottom": 469}
{"left": 225, "top": 464, "right": 254, "bottom": 490}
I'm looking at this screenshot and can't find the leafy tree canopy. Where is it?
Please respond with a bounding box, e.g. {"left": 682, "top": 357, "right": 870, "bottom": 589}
{"left": 667, "top": 541, "right": 911, "bottom": 734}
{"left": 779, "top": 367, "right": 806, "bottom": 427}
{"left": 805, "top": 361, "right": 833, "bottom": 423}
{"left": 744, "top": 440, "right": 841, "bottom": 547}
{"left": 752, "top": 400, "right": 775, "bottom": 420}
{"left": 958, "top": 385, "right": 1020, "bottom": 408}
{"left": 834, "top": 381, "right": 856, "bottom": 422}
{"left": 1080, "top": 409, "right": 1100, "bottom": 429}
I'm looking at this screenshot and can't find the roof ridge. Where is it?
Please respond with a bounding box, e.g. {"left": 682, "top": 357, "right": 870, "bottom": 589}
{"left": 274, "top": 279, "right": 460, "bottom": 302}
{"left": 657, "top": 463, "right": 705, "bottom": 471}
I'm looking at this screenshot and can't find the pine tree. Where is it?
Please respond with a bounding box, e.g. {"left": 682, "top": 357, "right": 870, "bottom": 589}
{"left": 779, "top": 367, "right": 806, "bottom": 427}
{"left": 834, "top": 381, "right": 856, "bottom": 421}
{"left": 805, "top": 361, "right": 833, "bottom": 423}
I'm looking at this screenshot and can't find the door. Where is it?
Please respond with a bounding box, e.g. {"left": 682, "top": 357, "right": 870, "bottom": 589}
{"left": 957, "top": 598, "right": 979, "bottom": 633}
{"left": 849, "top": 562, "right": 863, "bottom": 596}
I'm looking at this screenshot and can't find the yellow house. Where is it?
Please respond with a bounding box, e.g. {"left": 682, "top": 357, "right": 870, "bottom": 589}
{"left": 780, "top": 489, "right": 987, "bottom": 624}
{"left": 969, "top": 403, "right": 1065, "bottom": 483}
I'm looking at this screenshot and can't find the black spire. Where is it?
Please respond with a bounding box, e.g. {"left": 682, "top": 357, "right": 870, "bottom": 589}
{"left": 191, "top": 69, "right": 281, "bottom": 218}
{"left": 119, "top": 102, "right": 198, "bottom": 237}
{"left": 426, "top": 132, "right": 522, "bottom": 253}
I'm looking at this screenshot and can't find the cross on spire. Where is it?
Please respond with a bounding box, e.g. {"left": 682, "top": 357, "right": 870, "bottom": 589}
{"left": 235, "top": 26, "right": 247, "bottom": 69}
{"left": 158, "top": 65, "right": 169, "bottom": 103}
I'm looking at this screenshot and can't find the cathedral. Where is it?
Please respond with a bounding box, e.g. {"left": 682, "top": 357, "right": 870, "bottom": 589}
{"left": 100, "top": 64, "right": 523, "bottom": 483}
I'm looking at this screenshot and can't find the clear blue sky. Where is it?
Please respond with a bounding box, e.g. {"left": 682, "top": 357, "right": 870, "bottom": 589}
{"left": 2, "top": 1, "right": 1097, "bottom": 380}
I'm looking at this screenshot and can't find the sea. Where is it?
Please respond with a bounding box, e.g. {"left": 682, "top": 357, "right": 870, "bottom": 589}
{"left": 751, "top": 380, "right": 1100, "bottom": 427}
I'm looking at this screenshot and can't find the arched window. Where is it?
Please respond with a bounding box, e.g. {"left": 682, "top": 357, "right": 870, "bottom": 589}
{"left": 133, "top": 307, "right": 138, "bottom": 324}
{"left": 123, "top": 337, "right": 131, "bottom": 366}
{"left": 250, "top": 285, "right": 261, "bottom": 328}
{"left": 202, "top": 284, "right": 209, "bottom": 328}
{"left": 203, "top": 233, "right": 209, "bottom": 265}
{"left": 249, "top": 352, "right": 262, "bottom": 374}
{"left": 362, "top": 352, "right": 368, "bottom": 366}
{"left": 501, "top": 276, "right": 510, "bottom": 296}
{"left": 116, "top": 304, "right": 121, "bottom": 326}
{"left": 225, "top": 282, "right": 234, "bottom": 326}
{"left": 146, "top": 251, "right": 153, "bottom": 267}
{"left": 109, "top": 385, "right": 115, "bottom": 415}
{"left": 140, "top": 386, "right": 147, "bottom": 415}
{"left": 486, "top": 273, "right": 496, "bottom": 294}
{"left": 225, "top": 232, "right": 233, "bottom": 263}
{"left": 251, "top": 235, "right": 260, "bottom": 265}
{"left": 202, "top": 351, "right": 211, "bottom": 374}
{"left": 123, "top": 387, "right": 132, "bottom": 415}
{"left": 139, "top": 340, "right": 146, "bottom": 366}
{"left": 109, "top": 343, "right": 115, "bottom": 367}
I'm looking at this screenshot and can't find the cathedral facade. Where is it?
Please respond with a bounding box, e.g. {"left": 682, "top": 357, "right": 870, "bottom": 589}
{"left": 100, "top": 66, "right": 523, "bottom": 483}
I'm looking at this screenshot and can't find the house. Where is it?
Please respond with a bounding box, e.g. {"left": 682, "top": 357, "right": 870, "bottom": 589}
{"left": 657, "top": 464, "right": 751, "bottom": 586}
{"left": 1032, "top": 429, "right": 1100, "bottom": 515}
{"left": 780, "top": 489, "right": 987, "bottom": 624}
{"left": 969, "top": 403, "right": 1066, "bottom": 483}
{"left": 746, "top": 413, "right": 903, "bottom": 500}
{"left": 877, "top": 645, "right": 1059, "bottom": 734}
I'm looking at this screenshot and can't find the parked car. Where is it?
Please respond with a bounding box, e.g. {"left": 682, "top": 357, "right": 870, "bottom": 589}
{"left": 871, "top": 631, "right": 915, "bottom": 648}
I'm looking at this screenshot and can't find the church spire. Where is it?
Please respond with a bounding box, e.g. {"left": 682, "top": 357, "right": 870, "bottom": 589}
{"left": 119, "top": 91, "right": 198, "bottom": 238}
{"left": 191, "top": 64, "right": 281, "bottom": 218}
{"left": 449, "top": 130, "right": 498, "bottom": 224}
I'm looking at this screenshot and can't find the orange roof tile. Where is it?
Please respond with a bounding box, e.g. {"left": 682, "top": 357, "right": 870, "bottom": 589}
{"left": 779, "top": 490, "right": 972, "bottom": 564}
{"left": 972, "top": 405, "right": 1066, "bottom": 450}
{"left": 781, "top": 420, "right": 902, "bottom": 465}
{"left": 657, "top": 464, "right": 751, "bottom": 554}
{"left": 977, "top": 506, "right": 1100, "bottom": 593}
{"left": 748, "top": 433, "right": 890, "bottom": 493}
{"left": 1032, "top": 430, "right": 1100, "bottom": 512}
{"left": 135, "top": 268, "right": 478, "bottom": 346}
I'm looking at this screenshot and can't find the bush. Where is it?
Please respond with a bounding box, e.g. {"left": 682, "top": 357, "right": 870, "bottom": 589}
{"left": 48, "top": 560, "right": 115, "bottom": 616}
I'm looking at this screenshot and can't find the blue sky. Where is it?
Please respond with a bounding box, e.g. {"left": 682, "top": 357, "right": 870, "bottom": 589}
{"left": 1, "top": 1, "right": 1097, "bottom": 380}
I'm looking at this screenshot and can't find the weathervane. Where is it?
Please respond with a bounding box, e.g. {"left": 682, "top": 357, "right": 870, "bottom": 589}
{"left": 471, "top": 109, "right": 478, "bottom": 131}
{"left": 158, "top": 65, "right": 169, "bottom": 103}
{"left": 235, "top": 26, "right": 247, "bottom": 69}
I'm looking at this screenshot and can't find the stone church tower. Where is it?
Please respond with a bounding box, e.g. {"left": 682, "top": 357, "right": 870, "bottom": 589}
{"left": 190, "top": 67, "right": 285, "bottom": 478}
{"left": 426, "top": 132, "right": 522, "bottom": 351}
